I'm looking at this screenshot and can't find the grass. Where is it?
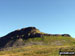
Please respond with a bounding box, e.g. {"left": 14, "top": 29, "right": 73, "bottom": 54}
{"left": 0, "top": 36, "right": 75, "bottom": 56}
{"left": 0, "top": 45, "right": 75, "bottom": 56}
{"left": 25, "top": 36, "right": 75, "bottom": 46}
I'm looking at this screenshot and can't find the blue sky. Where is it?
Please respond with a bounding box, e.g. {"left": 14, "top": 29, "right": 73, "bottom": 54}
{"left": 0, "top": 0, "right": 75, "bottom": 38}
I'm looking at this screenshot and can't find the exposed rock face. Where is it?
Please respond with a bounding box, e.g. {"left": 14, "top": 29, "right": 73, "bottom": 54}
{"left": 0, "top": 27, "right": 71, "bottom": 50}
{"left": 62, "top": 34, "right": 71, "bottom": 37}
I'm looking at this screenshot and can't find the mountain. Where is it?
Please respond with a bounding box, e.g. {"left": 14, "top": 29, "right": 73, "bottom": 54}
{"left": 0, "top": 27, "right": 74, "bottom": 51}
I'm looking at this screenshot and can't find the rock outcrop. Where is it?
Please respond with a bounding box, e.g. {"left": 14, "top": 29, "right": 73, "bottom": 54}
{"left": 0, "top": 27, "right": 71, "bottom": 50}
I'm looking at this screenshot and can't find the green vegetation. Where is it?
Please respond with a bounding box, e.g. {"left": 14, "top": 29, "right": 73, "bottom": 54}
{"left": 0, "top": 36, "right": 75, "bottom": 56}
{"left": 0, "top": 45, "right": 75, "bottom": 56}
{"left": 25, "top": 36, "right": 75, "bottom": 46}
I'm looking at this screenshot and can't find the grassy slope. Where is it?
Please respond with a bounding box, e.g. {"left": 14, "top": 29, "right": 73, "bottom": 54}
{"left": 25, "top": 36, "right": 75, "bottom": 46}
{"left": 0, "top": 36, "right": 75, "bottom": 56}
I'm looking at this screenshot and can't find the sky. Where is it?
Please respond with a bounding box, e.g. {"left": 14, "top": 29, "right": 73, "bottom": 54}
{"left": 0, "top": 0, "right": 75, "bottom": 38}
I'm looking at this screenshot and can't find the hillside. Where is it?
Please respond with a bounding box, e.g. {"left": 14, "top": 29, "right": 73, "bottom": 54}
{"left": 0, "top": 27, "right": 75, "bottom": 56}
{"left": 0, "top": 27, "right": 72, "bottom": 49}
